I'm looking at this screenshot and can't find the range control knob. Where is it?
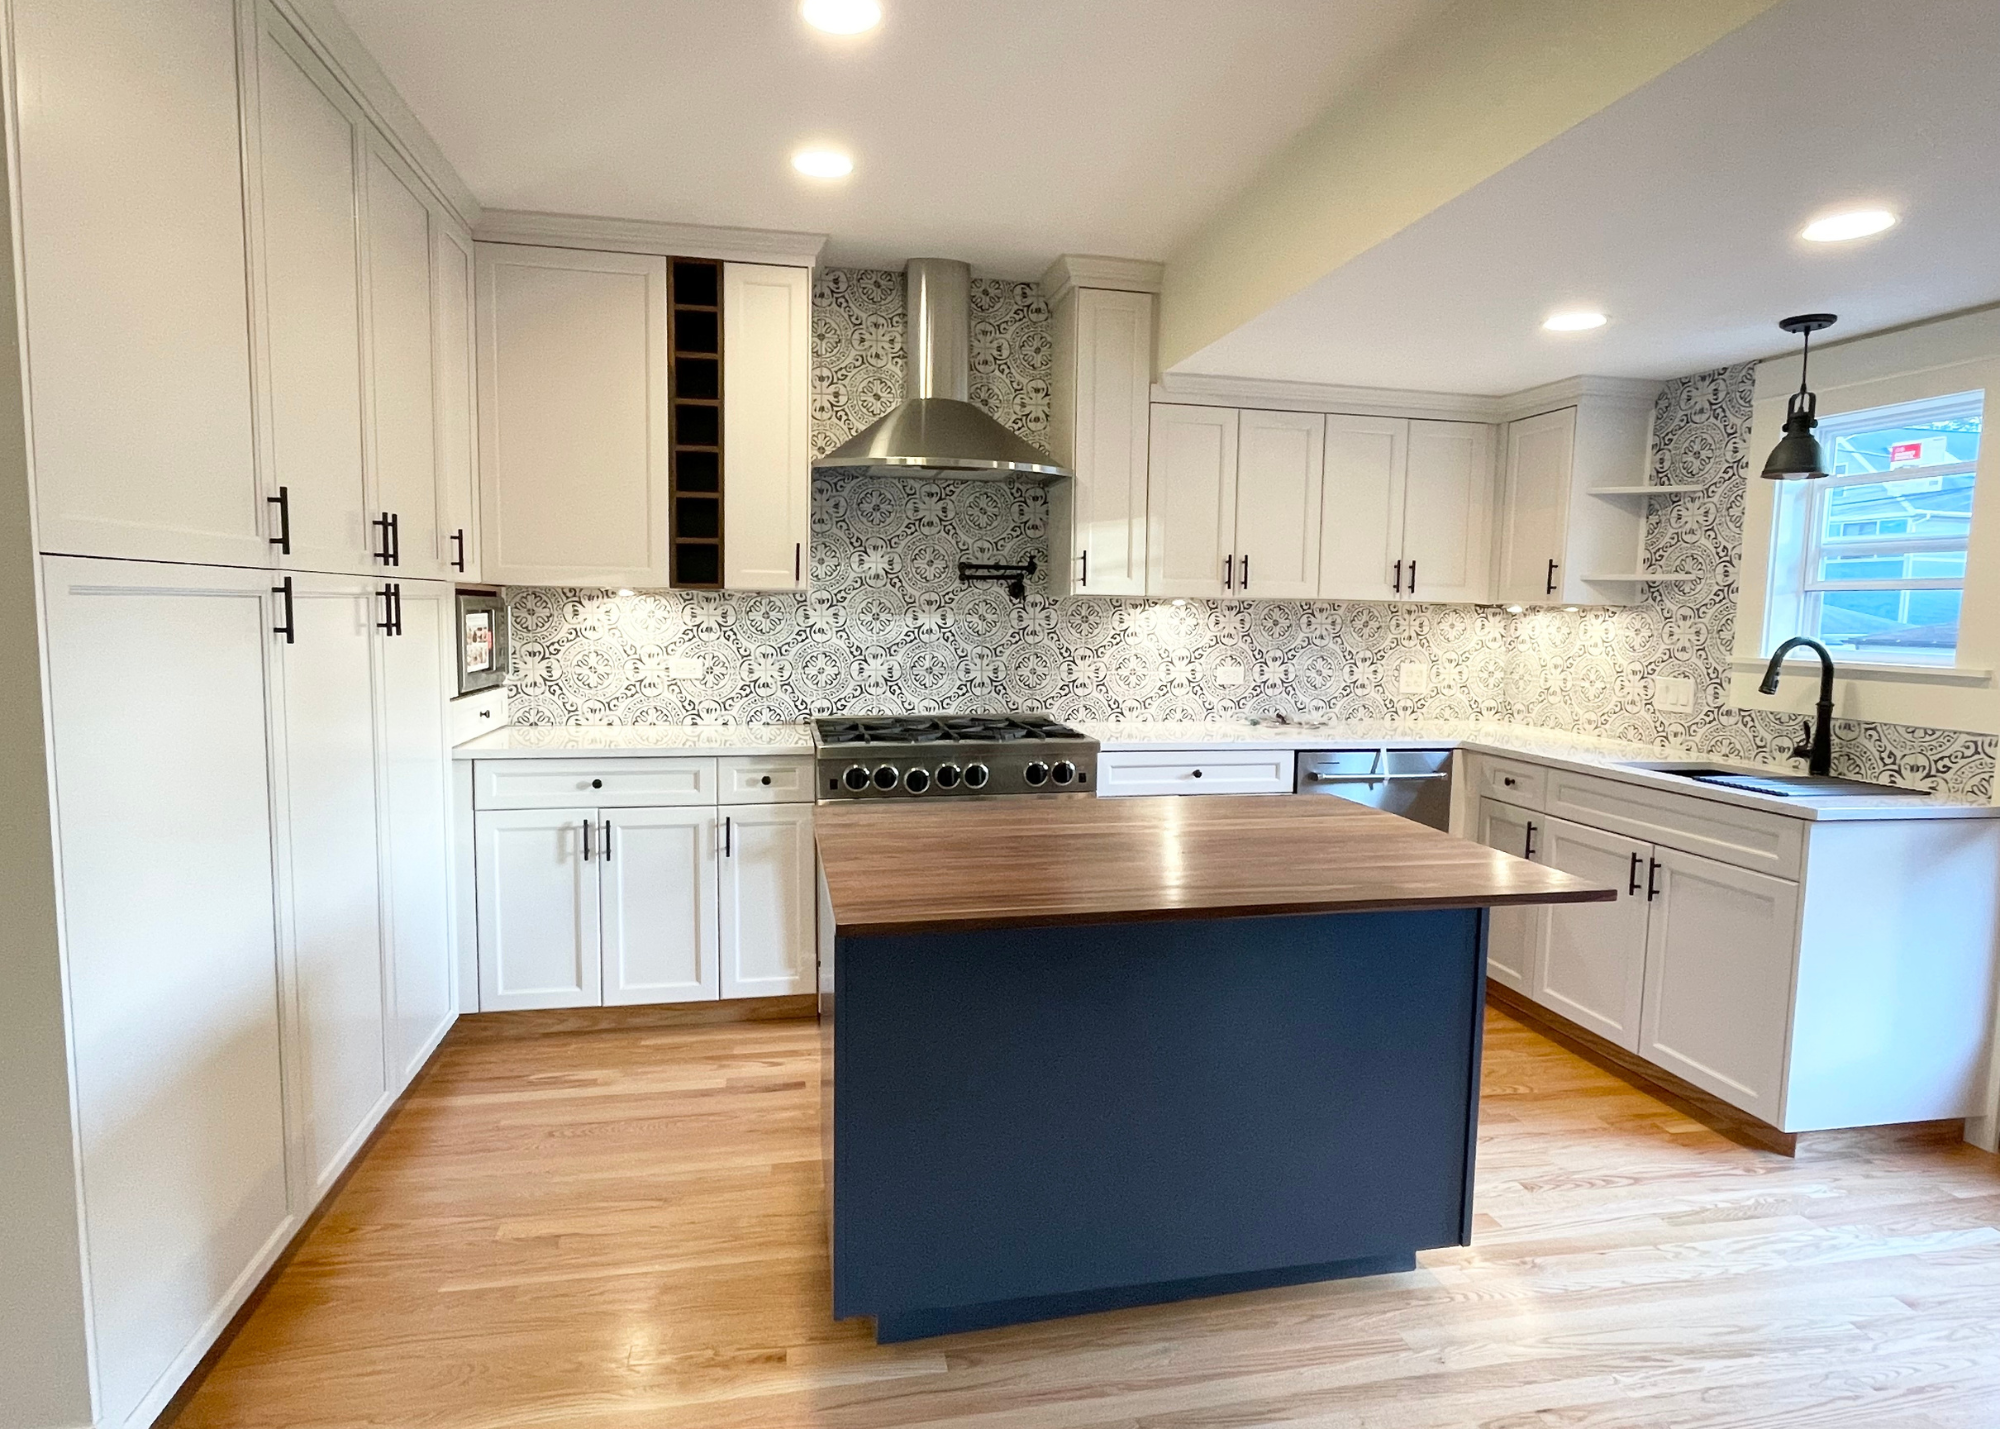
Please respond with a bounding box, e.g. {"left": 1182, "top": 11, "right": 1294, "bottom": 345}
{"left": 963, "top": 762, "right": 990, "bottom": 789}
{"left": 935, "top": 764, "right": 962, "bottom": 789}
{"left": 872, "top": 766, "right": 900, "bottom": 791}
{"left": 903, "top": 767, "right": 931, "bottom": 793}
{"left": 1051, "top": 760, "right": 1077, "bottom": 785}
{"left": 842, "top": 765, "right": 871, "bottom": 792}
{"left": 1024, "top": 760, "right": 1050, "bottom": 786}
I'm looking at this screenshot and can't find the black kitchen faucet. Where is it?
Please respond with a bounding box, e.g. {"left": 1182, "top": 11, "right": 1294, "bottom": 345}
{"left": 1758, "top": 637, "right": 1836, "bottom": 776}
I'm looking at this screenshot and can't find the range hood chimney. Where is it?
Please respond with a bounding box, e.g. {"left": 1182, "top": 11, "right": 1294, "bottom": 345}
{"left": 812, "top": 258, "right": 1071, "bottom": 481}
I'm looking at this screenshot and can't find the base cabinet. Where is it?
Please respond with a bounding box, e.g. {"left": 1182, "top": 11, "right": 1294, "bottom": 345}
{"left": 473, "top": 759, "right": 815, "bottom": 1009}
{"left": 1535, "top": 817, "right": 1651, "bottom": 1051}
{"left": 1475, "top": 799, "right": 1542, "bottom": 996}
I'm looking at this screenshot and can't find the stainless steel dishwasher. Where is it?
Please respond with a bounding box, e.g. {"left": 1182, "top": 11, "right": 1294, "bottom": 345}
{"left": 1295, "top": 747, "right": 1453, "bottom": 829}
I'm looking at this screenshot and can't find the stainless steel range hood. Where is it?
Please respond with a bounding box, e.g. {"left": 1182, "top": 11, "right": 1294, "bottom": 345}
{"left": 812, "top": 258, "right": 1071, "bottom": 481}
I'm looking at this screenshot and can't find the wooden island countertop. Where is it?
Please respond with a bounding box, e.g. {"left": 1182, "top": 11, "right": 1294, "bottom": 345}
{"left": 814, "top": 793, "right": 1614, "bottom": 936}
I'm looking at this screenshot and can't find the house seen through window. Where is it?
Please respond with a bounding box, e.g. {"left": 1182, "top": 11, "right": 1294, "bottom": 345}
{"left": 1769, "top": 390, "right": 1982, "bottom": 665}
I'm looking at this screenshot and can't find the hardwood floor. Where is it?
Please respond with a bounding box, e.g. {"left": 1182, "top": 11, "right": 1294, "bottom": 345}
{"left": 168, "top": 1006, "right": 2000, "bottom": 1429}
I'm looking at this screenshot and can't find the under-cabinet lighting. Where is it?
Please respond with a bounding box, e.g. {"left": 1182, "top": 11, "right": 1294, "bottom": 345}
{"left": 792, "top": 147, "right": 855, "bottom": 179}
{"left": 1542, "top": 310, "right": 1607, "bottom": 332}
{"left": 801, "top": 0, "right": 882, "bottom": 34}
{"left": 1172, "top": 598, "right": 1188, "bottom": 606}
{"left": 1505, "top": 604, "right": 1526, "bottom": 614}
{"left": 1801, "top": 208, "right": 1895, "bottom": 243}
{"left": 616, "top": 589, "right": 634, "bottom": 597}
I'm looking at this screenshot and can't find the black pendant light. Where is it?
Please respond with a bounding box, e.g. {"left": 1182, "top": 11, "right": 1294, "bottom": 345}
{"left": 1761, "top": 313, "right": 1838, "bottom": 480}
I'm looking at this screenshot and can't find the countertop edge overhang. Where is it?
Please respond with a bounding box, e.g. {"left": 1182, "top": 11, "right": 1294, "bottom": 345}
{"left": 814, "top": 794, "right": 1616, "bottom": 938}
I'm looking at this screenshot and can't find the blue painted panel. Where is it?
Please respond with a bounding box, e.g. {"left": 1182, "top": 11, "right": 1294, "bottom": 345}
{"left": 831, "top": 906, "right": 1486, "bottom": 1334}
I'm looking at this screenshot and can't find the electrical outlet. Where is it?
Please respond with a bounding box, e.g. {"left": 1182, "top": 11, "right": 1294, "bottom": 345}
{"left": 1399, "top": 661, "right": 1431, "bottom": 696}
{"left": 1654, "top": 675, "right": 1696, "bottom": 713}
{"left": 1215, "top": 663, "right": 1246, "bottom": 689}
{"left": 668, "top": 655, "right": 703, "bottom": 680}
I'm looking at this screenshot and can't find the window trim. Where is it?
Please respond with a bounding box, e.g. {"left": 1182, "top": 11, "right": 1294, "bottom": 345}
{"left": 1732, "top": 306, "right": 2000, "bottom": 737}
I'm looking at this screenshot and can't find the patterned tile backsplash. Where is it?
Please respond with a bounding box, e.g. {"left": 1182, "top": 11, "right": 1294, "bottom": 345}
{"left": 506, "top": 268, "right": 1997, "bottom": 801}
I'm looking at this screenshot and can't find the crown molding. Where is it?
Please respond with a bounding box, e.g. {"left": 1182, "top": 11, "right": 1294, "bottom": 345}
{"left": 1493, "top": 374, "right": 1664, "bottom": 422}
{"left": 473, "top": 210, "right": 827, "bottom": 268}
{"left": 269, "top": 0, "right": 481, "bottom": 230}
{"left": 1040, "top": 255, "right": 1166, "bottom": 304}
{"left": 1153, "top": 372, "right": 1504, "bottom": 422}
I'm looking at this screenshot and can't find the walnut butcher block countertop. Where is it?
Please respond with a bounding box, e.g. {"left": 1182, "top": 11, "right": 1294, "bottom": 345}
{"left": 814, "top": 794, "right": 1615, "bottom": 936}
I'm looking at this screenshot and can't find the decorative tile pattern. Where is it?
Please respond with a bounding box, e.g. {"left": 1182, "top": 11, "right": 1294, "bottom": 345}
{"left": 507, "top": 271, "right": 1996, "bottom": 801}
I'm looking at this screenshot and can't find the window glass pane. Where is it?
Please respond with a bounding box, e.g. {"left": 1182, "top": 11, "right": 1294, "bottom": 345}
{"left": 1829, "top": 410, "right": 1981, "bottom": 476}
{"left": 1812, "top": 589, "right": 1961, "bottom": 658}
{"left": 1819, "top": 472, "right": 1976, "bottom": 545}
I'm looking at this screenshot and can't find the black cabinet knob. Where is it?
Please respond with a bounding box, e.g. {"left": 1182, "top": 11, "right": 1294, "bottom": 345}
{"left": 760, "top": 774, "right": 772, "bottom": 785}
{"left": 591, "top": 778, "right": 603, "bottom": 789}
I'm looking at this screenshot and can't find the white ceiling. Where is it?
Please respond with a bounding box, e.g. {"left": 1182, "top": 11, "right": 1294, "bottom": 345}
{"left": 1176, "top": 0, "right": 2000, "bottom": 395}
{"left": 330, "top": 0, "right": 1452, "bottom": 276}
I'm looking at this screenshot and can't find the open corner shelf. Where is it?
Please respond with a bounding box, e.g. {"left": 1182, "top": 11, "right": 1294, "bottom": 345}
{"left": 1581, "top": 572, "right": 1700, "bottom": 584}
{"left": 1587, "top": 484, "right": 1704, "bottom": 497}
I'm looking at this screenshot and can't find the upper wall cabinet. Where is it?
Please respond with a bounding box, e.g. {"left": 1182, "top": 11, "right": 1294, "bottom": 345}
{"left": 1234, "top": 409, "right": 1325, "bottom": 598}
{"left": 1048, "top": 287, "right": 1154, "bottom": 597}
{"left": 1319, "top": 416, "right": 1495, "bottom": 603}
{"left": 1494, "top": 391, "right": 1661, "bottom": 607}
{"left": 475, "top": 244, "right": 671, "bottom": 588}
{"left": 432, "top": 228, "right": 481, "bottom": 580}
{"left": 13, "top": 0, "right": 266, "bottom": 566}
{"left": 721, "top": 263, "right": 812, "bottom": 592}
{"left": 1145, "top": 405, "right": 1325, "bottom": 600}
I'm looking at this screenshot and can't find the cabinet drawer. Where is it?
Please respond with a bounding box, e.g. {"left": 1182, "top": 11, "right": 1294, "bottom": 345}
{"left": 448, "top": 689, "right": 508, "bottom": 747}
{"left": 719, "top": 755, "right": 814, "bottom": 804}
{"left": 1470, "top": 754, "right": 1546, "bottom": 809}
{"left": 1545, "top": 768, "right": 1804, "bottom": 878}
{"left": 1096, "top": 748, "right": 1296, "bottom": 798}
{"left": 474, "top": 757, "right": 717, "bottom": 810}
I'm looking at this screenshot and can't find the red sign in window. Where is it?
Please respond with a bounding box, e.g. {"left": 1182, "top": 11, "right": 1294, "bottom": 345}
{"left": 1889, "top": 441, "right": 1923, "bottom": 465}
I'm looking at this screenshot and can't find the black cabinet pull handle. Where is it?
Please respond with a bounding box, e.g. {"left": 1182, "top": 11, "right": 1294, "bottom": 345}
{"left": 724, "top": 815, "right": 732, "bottom": 857}
{"left": 377, "top": 582, "right": 402, "bottom": 636}
{"left": 373, "top": 513, "right": 394, "bottom": 566}
{"left": 1628, "top": 851, "right": 1642, "bottom": 895}
{"left": 451, "top": 528, "right": 466, "bottom": 573}
{"left": 602, "top": 819, "right": 612, "bottom": 861}
{"left": 795, "top": 541, "right": 802, "bottom": 583}
{"left": 1407, "top": 559, "right": 1416, "bottom": 596}
{"left": 272, "top": 576, "right": 295, "bottom": 644}
{"left": 1239, "top": 553, "right": 1249, "bottom": 591}
{"left": 1524, "top": 821, "right": 1538, "bottom": 860}
{"left": 1647, "top": 858, "right": 1662, "bottom": 901}
{"left": 1223, "top": 554, "right": 1233, "bottom": 591}
{"left": 1392, "top": 558, "right": 1402, "bottom": 594}
{"left": 582, "top": 818, "right": 592, "bottom": 862}
{"left": 1079, "top": 548, "right": 1088, "bottom": 588}
{"left": 1545, "top": 558, "right": 1559, "bottom": 596}
{"left": 390, "top": 512, "right": 401, "bottom": 567}
{"left": 267, "top": 486, "right": 291, "bottom": 555}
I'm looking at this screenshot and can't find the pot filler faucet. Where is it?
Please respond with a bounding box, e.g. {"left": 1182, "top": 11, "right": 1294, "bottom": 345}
{"left": 1758, "top": 637, "right": 1836, "bottom": 776}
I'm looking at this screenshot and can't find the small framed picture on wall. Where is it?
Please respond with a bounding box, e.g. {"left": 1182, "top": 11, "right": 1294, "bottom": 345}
{"left": 455, "top": 589, "right": 509, "bottom": 696}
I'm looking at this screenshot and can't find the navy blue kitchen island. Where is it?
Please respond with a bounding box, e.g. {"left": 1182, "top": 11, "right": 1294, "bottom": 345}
{"left": 813, "top": 794, "right": 1611, "bottom": 1342}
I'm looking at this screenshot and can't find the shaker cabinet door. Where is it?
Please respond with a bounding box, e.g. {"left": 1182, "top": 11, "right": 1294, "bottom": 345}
{"left": 1146, "top": 404, "right": 1238, "bottom": 599}
{"left": 362, "top": 142, "right": 445, "bottom": 579}
{"left": 476, "top": 809, "right": 602, "bottom": 1011}
{"left": 1533, "top": 817, "right": 1651, "bottom": 1051}
{"left": 1317, "top": 415, "right": 1406, "bottom": 601}
{"left": 1232, "top": 409, "right": 1324, "bottom": 599}
{"left": 1496, "top": 407, "right": 1575, "bottom": 604}
{"left": 600, "top": 807, "right": 720, "bottom": 1004}
{"left": 1476, "top": 797, "right": 1544, "bottom": 997}
{"left": 719, "top": 804, "right": 817, "bottom": 997}
{"left": 722, "top": 263, "right": 812, "bottom": 591}
{"left": 1400, "top": 420, "right": 1494, "bottom": 603}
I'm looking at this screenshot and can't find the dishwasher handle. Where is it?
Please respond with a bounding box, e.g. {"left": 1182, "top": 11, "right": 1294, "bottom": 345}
{"left": 1303, "top": 771, "right": 1448, "bottom": 783}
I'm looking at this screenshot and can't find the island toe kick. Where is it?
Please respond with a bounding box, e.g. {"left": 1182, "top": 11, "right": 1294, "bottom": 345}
{"left": 828, "top": 905, "right": 1490, "bottom": 1341}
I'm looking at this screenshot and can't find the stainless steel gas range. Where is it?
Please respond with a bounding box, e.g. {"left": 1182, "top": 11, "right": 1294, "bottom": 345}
{"left": 813, "top": 714, "right": 1099, "bottom": 800}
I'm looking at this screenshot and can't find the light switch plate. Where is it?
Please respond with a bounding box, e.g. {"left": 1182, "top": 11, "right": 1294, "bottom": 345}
{"left": 1399, "top": 661, "right": 1431, "bottom": 695}
{"left": 1654, "top": 675, "right": 1696, "bottom": 713}
{"left": 1215, "top": 663, "right": 1246, "bottom": 688}
{"left": 668, "top": 655, "right": 703, "bottom": 680}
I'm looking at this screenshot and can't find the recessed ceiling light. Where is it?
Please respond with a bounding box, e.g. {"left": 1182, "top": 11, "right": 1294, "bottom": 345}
{"left": 801, "top": 0, "right": 881, "bottom": 34}
{"left": 792, "top": 147, "right": 854, "bottom": 179}
{"left": 1543, "top": 310, "right": 1608, "bottom": 332}
{"left": 1801, "top": 208, "right": 1896, "bottom": 243}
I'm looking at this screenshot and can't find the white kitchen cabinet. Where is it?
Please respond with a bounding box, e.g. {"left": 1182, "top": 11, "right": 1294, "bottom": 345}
{"left": 720, "top": 804, "right": 817, "bottom": 996}
{"left": 476, "top": 243, "right": 670, "bottom": 587}
{"left": 1048, "top": 287, "right": 1153, "bottom": 596}
{"left": 14, "top": 0, "right": 266, "bottom": 568}
{"left": 378, "top": 580, "right": 456, "bottom": 1075}
{"left": 1534, "top": 816, "right": 1651, "bottom": 1051}
{"left": 476, "top": 809, "right": 603, "bottom": 1011}
{"left": 39, "top": 558, "right": 291, "bottom": 1429}
{"left": 1319, "top": 416, "right": 1493, "bottom": 602}
{"left": 1639, "top": 845, "right": 1801, "bottom": 1122}
{"left": 273, "top": 574, "right": 388, "bottom": 1196}
{"left": 250, "top": 13, "right": 371, "bottom": 576}
{"left": 1495, "top": 395, "right": 1658, "bottom": 606}
{"left": 1234, "top": 410, "right": 1324, "bottom": 598}
{"left": 601, "top": 807, "right": 721, "bottom": 1004}
{"left": 1146, "top": 404, "right": 1238, "bottom": 598}
{"left": 722, "top": 263, "right": 812, "bottom": 591}
{"left": 1097, "top": 747, "right": 1296, "bottom": 797}
{"left": 363, "top": 142, "right": 446, "bottom": 579}
{"left": 434, "top": 226, "right": 481, "bottom": 578}
{"left": 1476, "top": 797, "right": 1545, "bottom": 997}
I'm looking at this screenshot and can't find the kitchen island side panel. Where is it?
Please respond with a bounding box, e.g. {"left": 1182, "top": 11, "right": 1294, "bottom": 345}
{"left": 830, "top": 906, "right": 1487, "bottom": 1337}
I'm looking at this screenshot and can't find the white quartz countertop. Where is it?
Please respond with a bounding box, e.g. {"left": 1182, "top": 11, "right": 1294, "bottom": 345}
{"left": 1075, "top": 719, "right": 2000, "bottom": 824}
{"left": 454, "top": 723, "right": 812, "bottom": 759}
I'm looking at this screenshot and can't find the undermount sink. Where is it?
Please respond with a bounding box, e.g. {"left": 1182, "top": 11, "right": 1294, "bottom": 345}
{"left": 1620, "top": 762, "right": 1927, "bottom": 798}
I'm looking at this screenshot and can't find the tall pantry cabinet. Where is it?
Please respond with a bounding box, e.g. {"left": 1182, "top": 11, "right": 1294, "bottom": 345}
{"left": 5, "top": 2, "right": 472, "bottom": 1425}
